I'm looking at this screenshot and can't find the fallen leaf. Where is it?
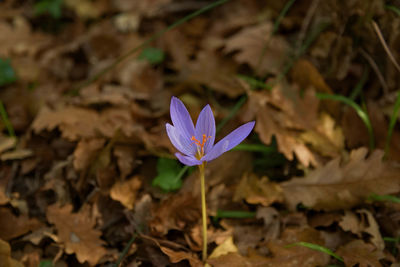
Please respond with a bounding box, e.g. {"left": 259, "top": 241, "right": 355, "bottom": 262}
{"left": 224, "top": 22, "right": 289, "bottom": 76}
{"left": 46, "top": 204, "right": 107, "bottom": 265}
{"left": 339, "top": 209, "right": 384, "bottom": 250}
{"left": 0, "top": 207, "right": 42, "bottom": 241}
{"left": 113, "top": 146, "right": 136, "bottom": 179}
{"left": 32, "top": 105, "right": 145, "bottom": 141}
{"left": 110, "top": 176, "right": 142, "bottom": 210}
{"left": 0, "top": 149, "right": 33, "bottom": 161}
{"left": 264, "top": 227, "right": 330, "bottom": 267}
{"left": 336, "top": 240, "right": 385, "bottom": 267}
{"left": 233, "top": 173, "right": 284, "bottom": 206}
{"left": 150, "top": 193, "right": 201, "bottom": 236}
{"left": 243, "top": 84, "right": 319, "bottom": 166}
{"left": 291, "top": 59, "right": 339, "bottom": 117}
{"left": 282, "top": 148, "right": 400, "bottom": 210}
{"left": 141, "top": 234, "right": 202, "bottom": 267}
{"left": 73, "top": 138, "right": 106, "bottom": 171}
{"left": 186, "top": 50, "right": 246, "bottom": 98}
{"left": 299, "top": 113, "right": 345, "bottom": 157}
{"left": 209, "top": 236, "right": 238, "bottom": 259}
{"left": 0, "top": 239, "right": 24, "bottom": 267}
{"left": 0, "top": 136, "right": 16, "bottom": 154}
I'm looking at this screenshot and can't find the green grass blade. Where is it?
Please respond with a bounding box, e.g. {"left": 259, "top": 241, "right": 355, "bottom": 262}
{"left": 286, "top": 242, "right": 344, "bottom": 262}
{"left": 386, "top": 5, "right": 400, "bottom": 17}
{"left": 0, "top": 100, "right": 15, "bottom": 137}
{"left": 237, "top": 74, "right": 272, "bottom": 90}
{"left": 316, "top": 92, "right": 374, "bottom": 150}
{"left": 113, "top": 233, "right": 137, "bottom": 267}
{"left": 70, "top": 0, "right": 230, "bottom": 94}
{"left": 384, "top": 90, "right": 400, "bottom": 157}
{"left": 349, "top": 68, "right": 369, "bottom": 101}
{"left": 383, "top": 236, "right": 400, "bottom": 243}
{"left": 216, "top": 210, "right": 256, "bottom": 219}
{"left": 368, "top": 193, "right": 400, "bottom": 204}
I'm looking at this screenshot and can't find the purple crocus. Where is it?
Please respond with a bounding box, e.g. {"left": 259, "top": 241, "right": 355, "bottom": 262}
{"left": 166, "top": 96, "right": 255, "bottom": 166}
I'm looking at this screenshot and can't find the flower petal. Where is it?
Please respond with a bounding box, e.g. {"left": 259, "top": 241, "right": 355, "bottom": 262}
{"left": 166, "top": 123, "right": 196, "bottom": 156}
{"left": 175, "top": 152, "right": 202, "bottom": 166}
{"left": 203, "top": 121, "right": 255, "bottom": 162}
{"left": 194, "top": 104, "right": 216, "bottom": 154}
{"left": 170, "top": 96, "right": 195, "bottom": 140}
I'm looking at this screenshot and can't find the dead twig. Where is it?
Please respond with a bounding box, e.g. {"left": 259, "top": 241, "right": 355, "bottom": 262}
{"left": 372, "top": 20, "right": 400, "bottom": 73}
{"left": 360, "top": 48, "right": 389, "bottom": 96}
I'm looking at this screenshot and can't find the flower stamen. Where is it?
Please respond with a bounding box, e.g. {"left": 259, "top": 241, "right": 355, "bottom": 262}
{"left": 191, "top": 134, "right": 211, "bottom": 157}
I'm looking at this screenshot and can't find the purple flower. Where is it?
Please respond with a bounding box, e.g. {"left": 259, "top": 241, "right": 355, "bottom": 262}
{"left": 166, "top": 96, "right": 255, "bottom": 166}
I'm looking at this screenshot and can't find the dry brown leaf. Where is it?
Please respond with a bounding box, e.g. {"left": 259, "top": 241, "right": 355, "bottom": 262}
{"left": 113, "top": 146, "right": 136, "bottom": 179}
{"left": 264, "top": 227, "right": 330, "bottom": 267}
{"left": 209, "top": 236, "right": 238, "bottom": 259}
{"left": 32, "top": 105, "right": 145, "bottom": 141}
{"left": 0, "top": 17, "right": 50, "bottom": 57}
{"left": 0, "top": 136, "right": 16, "bottom": 154}
{"left": 224, "top": 22, "right": 289, "bottom": 76}
{"left": 1, "top": 149, "right": 33, "bottom": 161}
{"left": 336, "top": 240, "right": 385, "bottom": 267}
{"left": 185, "top": 50, "right": 245, "bottom": 98}
{"left": 299, "top": 113, "right": 345, "bottom": 157}
{"left": 46, "top": 204, "right": 107, "bottom": 265}
{"left": 282, "top": 148, "right": 400, "bottom": 210}
{"left": 0, "top": 207, "right": 42, "bottom": 241}
{"left": 150, "top": 193, "right": 201, "bottom": 236}
{"left": 243, "top": 83, "right": 319, "bottom": 166}
{"left": 73, "top": 138, "right": 106, "bottom": 171}
{"left": 291, "top": 59, "right": 339, "bottom": 117}
{"left": 339, "top": 209, "right": 384, "bottom": 250}
{"left": 0, "top": 239, "right": 24, "bottom": 267}
{"left": 233, "top": 173, "right": 284, "bottom": 206}
{"left": 141, "top": 234, "right": 202, "bottom": 267}
{"left": 110, "top": 176, "right": 142, "bottom": 210}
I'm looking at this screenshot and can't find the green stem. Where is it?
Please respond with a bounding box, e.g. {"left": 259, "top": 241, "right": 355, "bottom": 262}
{"left": 199, "top": 162, "right": 207, "bottom": 261}
{"left": 0, "top": 100, "right": 15, "bottom": 137}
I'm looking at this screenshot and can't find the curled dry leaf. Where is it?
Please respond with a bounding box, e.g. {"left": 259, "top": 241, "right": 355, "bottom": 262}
{"left": 233, "top": 172, "right": 284, "bottom": 206}
{"left": 46, "top": 204, "right": 107, "bottom": 265}
{"left": 299, "top": 113, "right": 345, "bottom": 157}
{"left": 336, "top": 240, "right": 385, "bottom": 267}
{"left": 244, "top": 84, "right": 319, "bottom": 166}
{"left": 282, "top": 148, "right": 400, "bottom": 210}
{"left": 110, "top": 176, "right": 142, "bottom": 210}
{"left": 141, "top": 234, "right": 202, "bottom": 267}
{"left": 339, "top": 209, "right": 384, "bottom": 250}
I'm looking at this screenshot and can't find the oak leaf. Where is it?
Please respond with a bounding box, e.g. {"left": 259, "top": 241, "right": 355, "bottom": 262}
{"left": 282, "top": 148, "right": 400, "bottom": 210}
{"left": 110, "top": 176, "right": 142, "bottom": 210}
{"left": 336, "top": 240, "right": 385, "bottom": 267}
{"left": 224, "top": 22, "right": 289, "bottom": 76}
{"left": 46, "top": 204, "right": 107, "bottom": 265}
{"left": 233, "top": 173, "right": 284, "bottom": 206}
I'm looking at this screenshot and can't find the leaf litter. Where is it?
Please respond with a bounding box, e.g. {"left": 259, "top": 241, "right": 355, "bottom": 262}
{"left": 1, "top": 0, "right": 400, "bottom": 266}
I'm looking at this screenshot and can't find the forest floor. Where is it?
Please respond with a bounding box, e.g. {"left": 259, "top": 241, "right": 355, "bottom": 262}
{"left": 1, "top": 0, "right": 400, "bottom": 266}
